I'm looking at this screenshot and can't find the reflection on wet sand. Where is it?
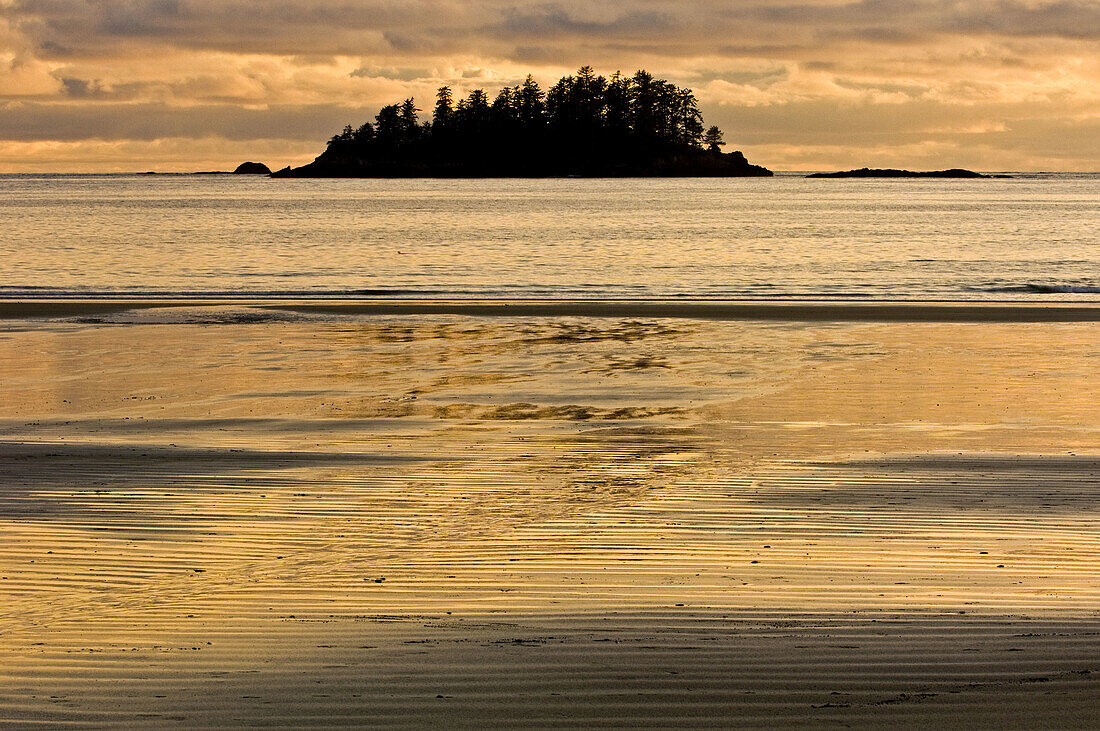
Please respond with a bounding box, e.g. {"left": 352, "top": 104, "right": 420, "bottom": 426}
{"left": 1, "top": 314, "right": 1097, "bottom": 726}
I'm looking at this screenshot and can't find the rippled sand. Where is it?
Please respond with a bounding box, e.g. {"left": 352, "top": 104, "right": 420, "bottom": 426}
{"left": 1, "top": 308, "right": 1098, "bottom": 726}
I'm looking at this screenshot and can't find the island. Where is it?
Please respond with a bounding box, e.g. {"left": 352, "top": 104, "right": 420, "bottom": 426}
{"left": 273, "top": 67, "right": 772, "bottom": 178}
{"left": 808, "top": 168, "right": 1002, "bottom": 178}
{"left": 233, "top": 161, "right": 272, "bottom": 175}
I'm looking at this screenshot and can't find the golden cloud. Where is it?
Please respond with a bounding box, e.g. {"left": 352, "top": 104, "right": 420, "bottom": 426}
{"left": 0, "top": 0, "right": 1097, "bottom": 170}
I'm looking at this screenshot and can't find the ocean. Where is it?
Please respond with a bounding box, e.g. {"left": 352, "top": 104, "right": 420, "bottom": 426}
{"left": 3, "top": 172, "right": 1097, "bottom": 301}
{"left": 4, "top": 171, "right": 1100, "bottom": 726}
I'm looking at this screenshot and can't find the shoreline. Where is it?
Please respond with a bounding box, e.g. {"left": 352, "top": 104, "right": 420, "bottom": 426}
{"left": 4, "top": 298, "right": 1100, "bottom": 322}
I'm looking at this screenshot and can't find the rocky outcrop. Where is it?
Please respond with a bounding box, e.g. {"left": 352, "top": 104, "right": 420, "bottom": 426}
{"left": 807, "top": 168, "right": 999, "bottom": 178}
{"left": 232, "top": 162, "right": 272, "bottom": 175}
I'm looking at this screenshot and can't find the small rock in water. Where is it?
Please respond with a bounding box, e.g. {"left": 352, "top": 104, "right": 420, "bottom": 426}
{"left": 232, "top": 161, "right": 271, "bottom": 175}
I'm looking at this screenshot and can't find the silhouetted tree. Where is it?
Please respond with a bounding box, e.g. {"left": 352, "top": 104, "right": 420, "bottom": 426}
{"left": 328, "top": 124, "right": 354, "bottom": 148}
{"left": 400, "top": 98, "right": 420, "bottom": 138}
{"left": 675, "top": 89, "right": 704, "bottom": 147}
{"left": 704, "top": 126, "right": 725, "bottom": 152}
{"left": 461, "top": 89, "right": 491, "bottom": 134}
{"left": 354, "top": 122, "right": 374, "bottom": 145}
{"left": 603, "top": 71, "right": 632, "bottom": 144}
{"left": 373, "top": 104, "right": 402, "bottom": 156}
{"left": 571, "top": 65, "right": 607, "bottom": 140}
{"left": 517, "top": 76, "right": 546, "bottom": 130}
{"left": 433, "top": 87, "right": 454, "bottom": 130}
{"left": 629, "top": 70, "right": 659, "bottom": 145}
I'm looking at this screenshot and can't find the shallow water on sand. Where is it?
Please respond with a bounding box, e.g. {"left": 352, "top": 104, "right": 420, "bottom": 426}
{"left": 2, "top": 173, "right": 1099, "bottom": 300}
{"left": 2, "top": 316, "right": 1099, "bottom": 725}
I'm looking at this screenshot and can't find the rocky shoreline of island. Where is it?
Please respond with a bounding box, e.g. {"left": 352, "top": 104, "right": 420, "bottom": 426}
{"left": 807, "top": 167, "right": 1011, "bottom": 178}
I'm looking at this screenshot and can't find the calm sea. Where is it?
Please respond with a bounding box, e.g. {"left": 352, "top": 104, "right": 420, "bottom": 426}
{"left": 3, "top": 173, "right": 1097, "bottom": 301}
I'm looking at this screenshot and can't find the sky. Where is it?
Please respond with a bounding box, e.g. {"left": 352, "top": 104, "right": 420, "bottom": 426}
{"left": 1, "top": 0, "right": 1098, "bottom": 171}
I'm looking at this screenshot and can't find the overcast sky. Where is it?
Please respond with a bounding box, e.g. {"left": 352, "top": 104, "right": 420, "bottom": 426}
{"left": 2, "top": 0, "right": 1098, "bottom": 171}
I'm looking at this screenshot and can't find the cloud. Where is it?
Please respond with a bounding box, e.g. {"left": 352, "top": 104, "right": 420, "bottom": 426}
{"left": 494, "top": 5, "right": 673, "bottom": 39}
{"left": 0, "top": 135, "right": 321, "bottom": 172}
{"left": 0, "top": 101, "right": 371, "bottom": 141}
{"left": 11, "top": 1, "right": 1097, "bottom": 58}
{"left": 0, "top": 0, "right": 1098, "bottom": 169}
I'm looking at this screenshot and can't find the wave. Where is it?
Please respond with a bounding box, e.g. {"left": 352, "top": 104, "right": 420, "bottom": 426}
{"left": 0, "top": 285, "right": 897, "bottom": 300}
{"left": 1025, "top": 284, "right": 1100, "bottom": 294}
{"left": 977, "top": 283, "right": 1100, "bottom": 295}
{"left": 0, "top": 288, "right": 463, "bottom": 299}
{"left": 1010, "top": 283, "right": 1100, "bottom": 294}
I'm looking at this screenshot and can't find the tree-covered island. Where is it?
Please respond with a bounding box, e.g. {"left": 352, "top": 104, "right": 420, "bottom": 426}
{"left": 274, "top": 67, "right": 771, "bottom": 177}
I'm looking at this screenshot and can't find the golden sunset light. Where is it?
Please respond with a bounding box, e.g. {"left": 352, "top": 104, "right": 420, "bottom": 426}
{"left": 1, "top": 0, "right": 1099, "bottom": 171}
{"left": 2, "top": 2, "right": 1099, "bottom": 728}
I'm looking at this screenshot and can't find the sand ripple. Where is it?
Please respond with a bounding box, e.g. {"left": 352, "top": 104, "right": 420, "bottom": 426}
{"left": 1, "top": 315, "right": 1098, "bottom": 726}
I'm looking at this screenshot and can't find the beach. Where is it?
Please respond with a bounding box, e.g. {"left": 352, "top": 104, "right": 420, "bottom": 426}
{"left": 3, "top": 0, "right": 1098, "bottom": 721}
{"left": 1, "top": 302, "right": 1097, "bottom": 726}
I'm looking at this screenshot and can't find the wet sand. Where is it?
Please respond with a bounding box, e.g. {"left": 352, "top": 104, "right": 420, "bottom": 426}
{"left": 4, "top": 298, "right": 1100, "bottom": 322}
{"left": 1, "top": 307, "right": 1098, "bottom": 726}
